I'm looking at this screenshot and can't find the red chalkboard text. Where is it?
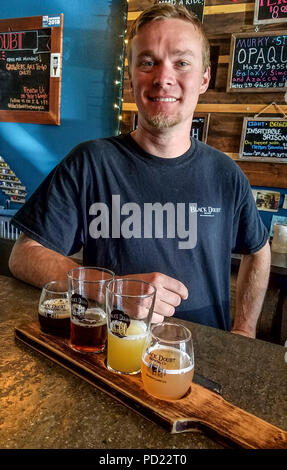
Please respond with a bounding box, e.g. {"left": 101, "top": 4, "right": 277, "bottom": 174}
{"left": 0, "top": 32, "right": 23, "bottom": 51}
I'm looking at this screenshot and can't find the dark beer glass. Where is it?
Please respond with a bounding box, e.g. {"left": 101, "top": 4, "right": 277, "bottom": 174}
{"left": 38, "top": 280, "right": 70, "bottom": 337}
{"left": 68, "top": 267, "right": 114, "bottom": 353}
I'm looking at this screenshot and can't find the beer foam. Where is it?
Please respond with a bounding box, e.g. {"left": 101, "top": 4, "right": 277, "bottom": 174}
{"left": 126, "top": 319, "right": 147, "bottom": 336}
{"left": 143, "top": 346, "right": 194, "bottom": 374}
{"left": 71, "top": 307, "right": 107, "bottom": 327}
{"left": 39, "top": 298, "right": 70, "bottom": 319}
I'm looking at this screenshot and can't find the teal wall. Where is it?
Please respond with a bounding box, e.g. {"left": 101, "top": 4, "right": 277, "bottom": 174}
{"left": 0, "top": 0, "right": 125, "bottom": 205}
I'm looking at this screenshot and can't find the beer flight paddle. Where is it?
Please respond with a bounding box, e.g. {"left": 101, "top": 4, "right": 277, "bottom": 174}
{"left": 15, "top": 321, "right": 287, "bottom": 449}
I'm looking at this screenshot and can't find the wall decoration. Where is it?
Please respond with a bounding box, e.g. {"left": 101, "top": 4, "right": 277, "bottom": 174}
{"left": 254, "top": 0, "right": 287, "bottom": 25}
{"left": 252, "top": 189, "right": 280, "bottom": 211}
{"left": 156, "top": 0, "right": 205, "bottom": 22}
{"left": 0, "top": 14, "right": 63, "bottom": 125}
{"left": 227, "top": 32, "right": 287, "bottom": 92}
{"left": 239, "top": 116, "right": 287, "bottom": 162}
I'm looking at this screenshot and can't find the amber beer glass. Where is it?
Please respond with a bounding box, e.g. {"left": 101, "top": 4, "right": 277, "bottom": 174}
{"left": 68, "top": 267, "right": 114, "bottom": 353}
{"left": 38, "top": 280, "right": 70, "bottom": 337}
{"left": 141, "top": 322, "right": 194, "bottom": 400}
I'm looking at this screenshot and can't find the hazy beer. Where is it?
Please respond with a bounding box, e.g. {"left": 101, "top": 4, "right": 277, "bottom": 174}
{"left": 107, "top": 319, "right": 148, "bottom": 374}
{"left": 141, "top": 347, "right": 194, "bottom": 400}
{"left": 70, "top": 307, "right": 107, "bottom": 353}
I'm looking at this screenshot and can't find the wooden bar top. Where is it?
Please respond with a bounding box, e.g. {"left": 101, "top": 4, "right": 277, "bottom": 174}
{"left": 0, "top": 275, "right": 286, "bottom": 449}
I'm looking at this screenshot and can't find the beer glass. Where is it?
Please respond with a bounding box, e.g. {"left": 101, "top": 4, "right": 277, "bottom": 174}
{"left": 141, "top": 322, "right": 194, "bottom": 400}
{"left": 38, "top": 280, "right": 70, "bottom": 337}
{"left": 106, "top": 279, "right": 156, "bottom": 375}
{"left": 68, "top": 267, "right": 114, "bottom": 353}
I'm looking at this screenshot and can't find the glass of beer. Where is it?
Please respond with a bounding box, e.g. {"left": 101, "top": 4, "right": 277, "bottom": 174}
{"left": 68, "top": 267, "right": 114, "bottom": 353}
{"left": 106, "top": 279, "right": 156, "bottom": 375}
{"left": 141, "top": 322, "right": 194, "bottom": 400}
{"left": 38, "top": 280, "right": 70, "bottom": 337}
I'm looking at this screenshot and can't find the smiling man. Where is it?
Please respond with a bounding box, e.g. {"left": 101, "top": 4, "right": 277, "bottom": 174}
{"left": 9, "top": 4, "right": 270, "bottom": 336}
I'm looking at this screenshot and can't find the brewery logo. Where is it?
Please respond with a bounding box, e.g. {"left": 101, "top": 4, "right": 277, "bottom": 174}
{"left": 71, "top": 293, "right": 88, "bottom": 320}
{"left": 110, "top": 309, "right": 130, "bottom": 337}
{"left": 189, "top": 206, "right": 221, "bottom": 217}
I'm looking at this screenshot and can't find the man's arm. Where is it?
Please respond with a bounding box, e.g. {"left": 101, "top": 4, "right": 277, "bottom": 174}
{"left": 9, "top": 235, "right": 188, "bottom": 321}
{"left": 9, "top": 233, "right": 79, "bottom": 288}
{"left": 232, "top": 241, "right": 271, "bottom": 338}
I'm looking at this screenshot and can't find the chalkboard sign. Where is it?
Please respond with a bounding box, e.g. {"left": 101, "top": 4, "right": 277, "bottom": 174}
{"left": 239, "top": 117, "right": 287, "bottom": 162}
{"left": 227, "top": 32, "right": 287, "bottom": 92}
{"left": 0, "top": 15, "right": 63, "bottom": 125}
{"left": 254, "top": 0, "right": 287, "bottom": 25}
{"left": 156, "top": 0, "right": 205, "bottom": 22}
{"left": 191, "top": 113, "right": 210, "bottom": 142}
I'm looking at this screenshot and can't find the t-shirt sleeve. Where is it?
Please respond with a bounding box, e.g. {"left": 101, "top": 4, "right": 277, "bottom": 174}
{"left": 232, "top": 177, "right": 268, "bottom": 255}
{"left": 11, "top": 151, "right": 84, "bottom": 256}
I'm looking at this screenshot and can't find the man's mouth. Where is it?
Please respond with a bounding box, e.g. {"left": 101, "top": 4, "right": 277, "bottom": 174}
{"left": 149, "top": 97, "right": 178, "bottom": 102}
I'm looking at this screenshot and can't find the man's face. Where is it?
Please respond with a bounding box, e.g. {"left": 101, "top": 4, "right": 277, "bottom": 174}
{"left": 130, "top": 18, "right": 210, "bottom": 131}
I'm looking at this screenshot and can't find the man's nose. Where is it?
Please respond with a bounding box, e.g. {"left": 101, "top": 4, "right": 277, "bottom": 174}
{"left": 152, "top": 62, "right": 176, "bottom": 87}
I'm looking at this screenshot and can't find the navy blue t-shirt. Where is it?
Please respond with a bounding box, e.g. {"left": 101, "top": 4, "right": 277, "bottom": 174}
{"left": 12, "top": 134, "right": 268, "bottom": 330}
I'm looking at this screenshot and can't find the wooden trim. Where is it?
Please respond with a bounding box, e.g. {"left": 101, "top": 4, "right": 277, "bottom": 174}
{"left": 235, "top": 160, "right": 287, "bottom": 188}
{"left": 122, "top": 103, "right": 287, "bottom": 114}
{"left": 127, "top": 3, "right": 254, "bottom": 21}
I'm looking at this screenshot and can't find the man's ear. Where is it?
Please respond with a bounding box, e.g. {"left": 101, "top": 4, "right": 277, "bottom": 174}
{"left": 199, "top": 66, "right": 211, "bottom": 95}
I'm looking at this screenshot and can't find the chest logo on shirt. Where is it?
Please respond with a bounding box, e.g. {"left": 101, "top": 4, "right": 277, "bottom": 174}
{"left": 190, "top": 206, "right": 221, "bottom": 217}
{"left": 88, "top": 195, "right": 221, "bottom": 250}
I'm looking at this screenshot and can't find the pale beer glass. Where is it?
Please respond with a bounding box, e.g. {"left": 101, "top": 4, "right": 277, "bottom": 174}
{"left": 106, "top": 279, "right": 156, "bottom": 375}
{"left": 68, "top": 267, "right": 114, "bottom": 353}
{"left": 141, "top": 322, "right": 194, "bottom": 400}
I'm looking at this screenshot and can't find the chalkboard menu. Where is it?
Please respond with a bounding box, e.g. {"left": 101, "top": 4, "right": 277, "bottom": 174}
{"left": 0, "top": 15, "right": 63, "bottom": 125}
{"left": 227, "top": 32, "right": 287, "bottom": 92}
{"left": 239, "top": 117, "right": 287, "bottom": 162}
{"left": 156, "top": 0, "right": 205, "bottom": 22}
{"left": 254, "top": 0, "right": 287, "bottom": 25}
{"left": 190, "top": 113, "right": 210, "bottom": 142}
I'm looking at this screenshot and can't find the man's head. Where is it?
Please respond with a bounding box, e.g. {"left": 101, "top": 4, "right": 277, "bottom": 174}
{"left": 127, "top": 3, "right": 210, "bottom": 76}
{"left": 127, "top": 4, "right": 211, "bottom": 131}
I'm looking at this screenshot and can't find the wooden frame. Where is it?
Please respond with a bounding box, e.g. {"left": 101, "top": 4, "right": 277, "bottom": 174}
{"left": 239, "top": 117, "right": 287, "bottom": 163}
{"left": 227, "top": 31, "right": 287, "bottom": 93}
{"left": 253, "top": 0, "right": 287, "bottom": 25}
{"left": 191, "top": 113, "right": 210, "bottom": 143}
{"left": 0, "top": 14, "right": 63, "bottom": 125}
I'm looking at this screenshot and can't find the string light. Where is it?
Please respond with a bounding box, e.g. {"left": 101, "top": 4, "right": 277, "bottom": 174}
{"left": 114, "top": 1, "right": 128, "bottom": 135}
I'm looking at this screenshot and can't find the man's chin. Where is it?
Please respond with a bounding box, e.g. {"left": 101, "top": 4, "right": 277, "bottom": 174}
{"left": 145, "top": 112, "right": 182, "bottom": 129}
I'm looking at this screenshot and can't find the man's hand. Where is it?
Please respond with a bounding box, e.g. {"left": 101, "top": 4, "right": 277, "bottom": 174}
{"left": 121, "top": 272, "right": 188, "bottom": 323}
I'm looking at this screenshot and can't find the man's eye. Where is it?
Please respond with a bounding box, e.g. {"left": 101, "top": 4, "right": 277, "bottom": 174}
{"left": 177, "top": 61, "right": 188, "bottom": 67}
{"left": 141, "top": 61, "right": 154, "bottom": 67}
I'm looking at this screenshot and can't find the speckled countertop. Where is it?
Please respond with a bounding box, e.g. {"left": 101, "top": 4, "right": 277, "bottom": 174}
{"left": 0, "top": 275, "right": 286, "bottom": 450}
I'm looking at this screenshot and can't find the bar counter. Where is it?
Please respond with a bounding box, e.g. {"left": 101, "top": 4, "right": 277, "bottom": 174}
{"left": 1, "top": 274, "right": 286, "bottom": 449}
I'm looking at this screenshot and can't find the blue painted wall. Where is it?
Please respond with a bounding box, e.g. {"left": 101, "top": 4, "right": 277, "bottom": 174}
{"left": 0, "top": 0, "right": 125, "bottom": 206}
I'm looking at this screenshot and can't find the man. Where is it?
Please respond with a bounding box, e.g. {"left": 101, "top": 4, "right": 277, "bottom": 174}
{"left": 9, "top": 4, "right": 270, "bottom": 337}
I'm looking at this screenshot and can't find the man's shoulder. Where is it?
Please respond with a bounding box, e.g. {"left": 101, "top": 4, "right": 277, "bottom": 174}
{"left": 194, "top": 140, "right": 246, "bottom": 176}
{"left": 61, "top": 134, "right": 130, "bottom": 169}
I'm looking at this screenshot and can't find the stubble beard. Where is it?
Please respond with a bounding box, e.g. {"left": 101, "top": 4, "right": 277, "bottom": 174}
{"left": 143, "top": 111, "right": 183, "bottom": 129}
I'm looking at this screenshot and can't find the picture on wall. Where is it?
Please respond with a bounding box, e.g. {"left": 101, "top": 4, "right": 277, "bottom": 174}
{"left": 252, "top": 189, "right": 280, "bottom": 212}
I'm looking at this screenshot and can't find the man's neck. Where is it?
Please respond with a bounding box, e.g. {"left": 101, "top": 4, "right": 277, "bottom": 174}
{"left": 130, "top": 125, "right": 192, "bottom": 158}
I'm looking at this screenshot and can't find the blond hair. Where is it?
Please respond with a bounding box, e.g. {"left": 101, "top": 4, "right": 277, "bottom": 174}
{"left": 127, "top": 3, "right": 210, "bottom": 74}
